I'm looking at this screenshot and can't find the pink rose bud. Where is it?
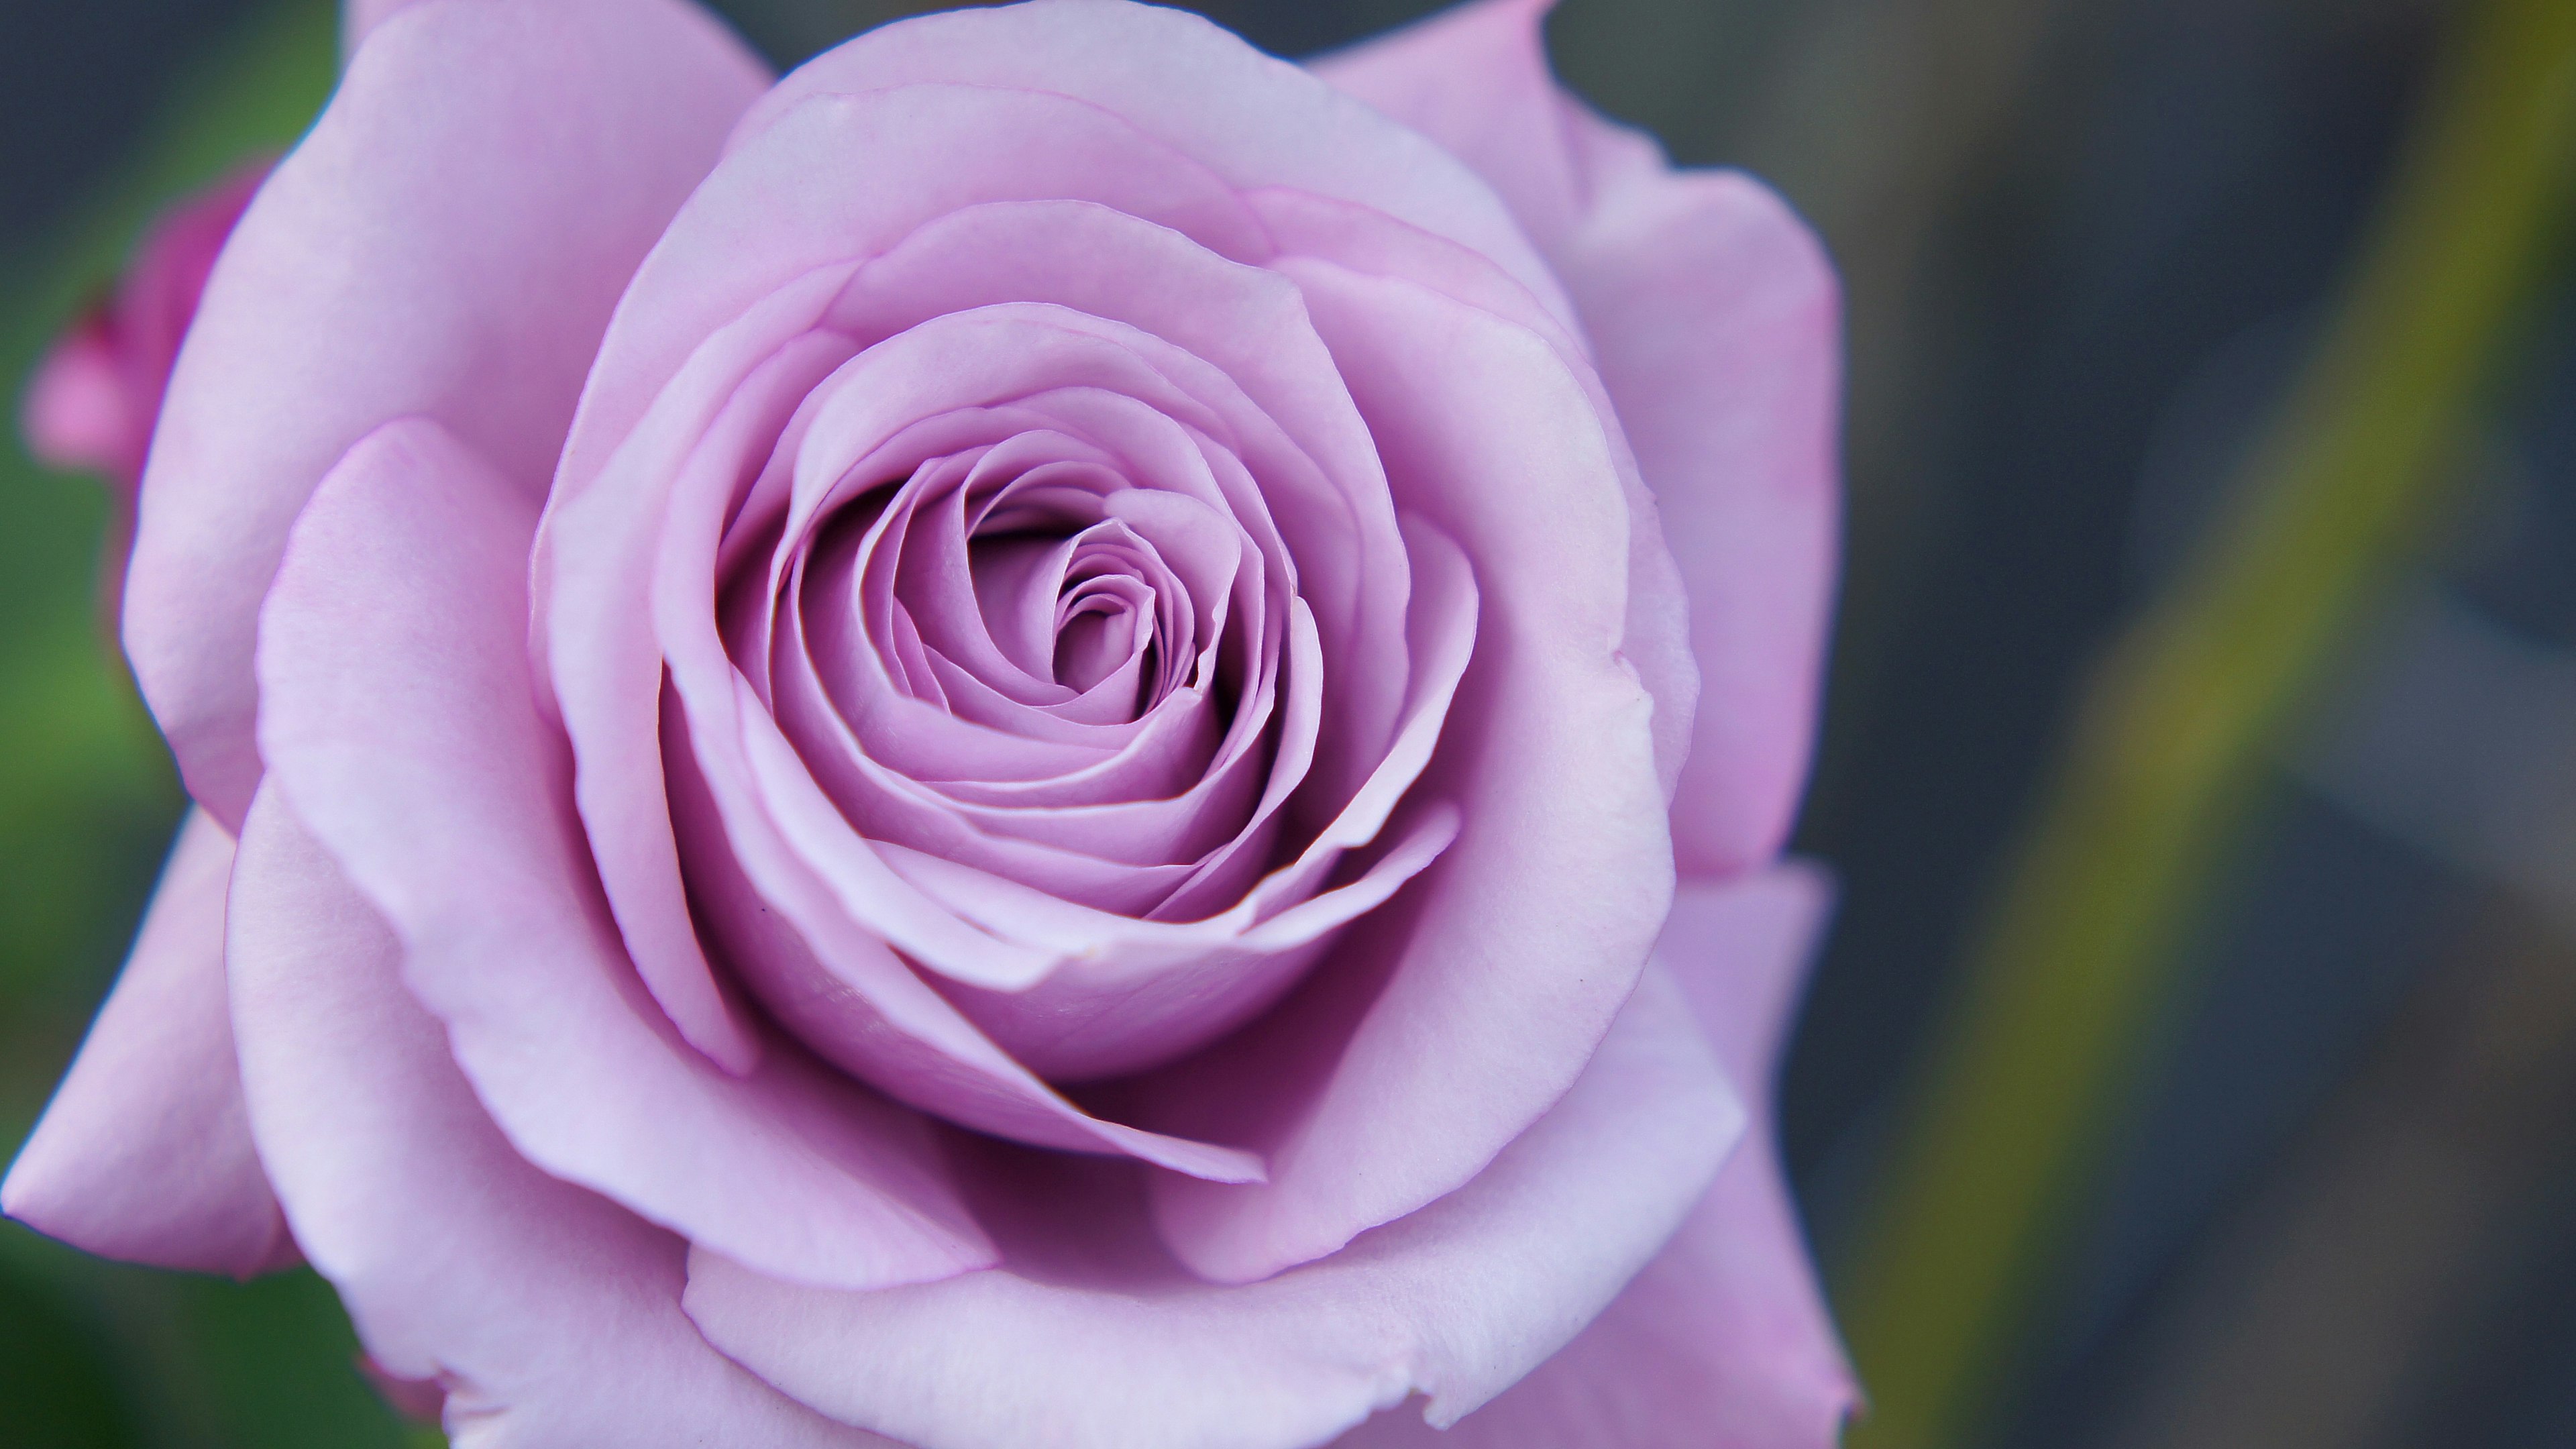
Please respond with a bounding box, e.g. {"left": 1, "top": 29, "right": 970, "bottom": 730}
{"left": 23, "top": 163, "right": 268, "bottom": 486}
{"left": 21, "top": 162, "right": 268, "bottom": 622}
{"left": 6, "top": 2, "right": 1852, "bottom": 1445}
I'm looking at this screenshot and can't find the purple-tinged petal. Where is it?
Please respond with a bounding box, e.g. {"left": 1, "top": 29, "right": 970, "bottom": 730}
{"left": 1337, "top": 864, "right": 1856, "bottom": 1447}
{"left": 1139, "top": 264, "right": 1670, "bottom": 1284}
{"left": 2, "top": 810, "right": 293, "bottom": 1279}
{"left": 684, "top": 964, "right": 1741, "bottom": 1449}
{"left": 733, "top": 0, "right": 1571, "bottom": 327}
{"left": 256, "top": 417, "right": 992, "bottom": 1292}
{"left": 340, "top": 0, "right": 425, "bottom": 59}
{"left": 1309, "top": 0, "right": 1580, "bottom": 248}
{"left": 225, "top": 786, "right": 898, "bottom": 1448}
{"left": 1570, "top": 161, "right": 1839, "bottom": 877}
{"left": 1316, "top": 0, "right": 1840, "bottom": 873}
{"left": 125, "top": 0, "right": 766, "bottom": 843}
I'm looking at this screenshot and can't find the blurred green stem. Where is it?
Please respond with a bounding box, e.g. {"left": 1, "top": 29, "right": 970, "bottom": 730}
{"left": 1835, "top": 0, "right": 2576, "bottom": 1444}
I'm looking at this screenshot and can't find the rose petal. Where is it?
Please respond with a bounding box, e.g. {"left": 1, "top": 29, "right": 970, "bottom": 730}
{"left": 737, "top": 0, "right": 1571, "bottom": 328}
{"left": 1, "top": 809, "right": 294, "bottom": 1279}
{"left": 548, "top": 80, "right": 1267, "bottom": 527}
{"left": 1140, "top": 265, "right": 1670, "bottom": 1285}
{"left": 816, "top": 199, "right": 1408, "bottom": 809}
{"left": 1335, "top": 865, "right": 1856, "bottom": 1447}
{"left": 340, "top": 0, "right": 423, "bottom": 58}
{"left": 1572, "top": 158, "right": 1840, "bottom": 876}
{"left": 256, "top": 417, "right": 993, "bottom": 1292}
{"left": 125, "top": 0, "right": 765, "bottom": 841}
{"left": 1307, "top": 0, "right": 1582, "bottom": 248}
{"left": 1314, "top": 0, "right": 1840, "bottom": 873}
{"left": 920, "top": 517, "right": 1477, "bottom": 1079}
{"left": 671, "top": 667, "right": 1271, "bottom": 1184}
{"left": 224, "top": 786, "right": 896, "bottom": 1448}
{"left": 1238, "top": 182, "right": 1697, "bottom": 801}
{"left": 684, "top": 962, "right": 1741, "bottom": 1449}
{"left": 537, "top": 80, "right": 1285, "bottom": 1077}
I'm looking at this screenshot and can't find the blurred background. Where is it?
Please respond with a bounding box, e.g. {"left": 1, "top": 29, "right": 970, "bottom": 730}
{"left": 2, "top": 0, "right": 2571, "bottom": 1445}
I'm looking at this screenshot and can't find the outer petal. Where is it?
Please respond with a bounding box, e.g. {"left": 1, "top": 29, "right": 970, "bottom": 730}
{"left": 1, "top": 810, "right": 293, "bottom": 1279}
{"left": 124, "top": 0, "right": 767, "bottom": 839}
{"left": 224, "top": 787, "right": 896, "bottom": 1449}
{"left": 1140, "top": 263, "right": 1671, "bottom": 1285}
{"left": 341, "top": 0, "right": 424, "bottom": 58}
{"left": 1315, "top": 0, "right": 1842, "bottom": 874}
{"left": 735, "top": 0, "right": 1571, "bottom": 327}
{"left": 256, "top": 417, "right": 991, "bottom": 1293}
{"left": 1337, "top": 864, "right": 1856, "bottom": 1447}
{"left": 684, "top": 964, "right": 1743, "bottom": 1449}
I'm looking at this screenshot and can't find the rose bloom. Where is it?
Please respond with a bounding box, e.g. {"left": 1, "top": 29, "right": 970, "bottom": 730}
{"left": 7, "top": 1, "right": 1850, "bottom": 1445}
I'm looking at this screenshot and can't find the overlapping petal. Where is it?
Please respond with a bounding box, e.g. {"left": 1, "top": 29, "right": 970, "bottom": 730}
{"left": 1336, "top": 865, "right": 1856, "bottom": 1448}
{"left": 1138, "top": 263, "right": 1671, "bottom": 1284}
{"left": 1317, "top": 0, "right": 1840, "bottom": 872}
{"left": 225, "top": 787, "right": 896, "bottom": 1448}
{"left": 124, "top": 0, "right": 766, "bottom": 869}
{"left": 1, "top": 810, "right": 292, "bottom": 1279}
{"left": 256, "top": 417, "right": 993, "bottom": 1291}
{"left": 685, "top": 964, "right": 1741, "bottom": 1449}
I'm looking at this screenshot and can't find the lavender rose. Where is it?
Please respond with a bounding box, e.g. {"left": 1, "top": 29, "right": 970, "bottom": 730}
{"left": 7, "top": 1, "right": 1851, "bottom": 1444}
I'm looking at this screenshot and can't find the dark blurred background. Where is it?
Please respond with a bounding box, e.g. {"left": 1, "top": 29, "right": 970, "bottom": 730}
{"left": 4, "top": 1, "right": 2571, "bottom": 1446}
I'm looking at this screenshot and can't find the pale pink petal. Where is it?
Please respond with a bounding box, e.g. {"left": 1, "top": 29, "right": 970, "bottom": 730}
{"left": 1572, "top": 162, "right": 1839, "bottom": 877}
{"left": 1336, "top": 865, "right": 1856, "bottom": 1447}
{"left": 1316, "top": 0, "right": 1841, "bottom": 873}
{"left": 1243, "top": 180, "right": 1698, "bottom": 800}
{"left": 547, "top": 81, "right": 1266, "bottom": 525}
{"left": 1, "top": 810, "right": 292, "bottom": 1279}
{"left": 224, "top": 787, "right": 897, "bottom": 1449}
{"left": 537, "top": 86, "right": 1273, "bottom": 1082}
{"left": 1138, "top": 264, "right": 1671, "bottom": 1284}
{"left": 1308, "top": 0, "right": 1581, "bottom": 246}
{"left": 733, "top": 0, "right": 1570, "bottom": 326}
{"left": 254, "top": 417, "right": 991, "bottom": 1292}
{"left": 341, "top": 0, "right": 426, "bottom": 59}
{"left": 684, "top": 965, "right": 1742, "bottom": 1449}
{"left": 124, "top": 0, "right": 767, "bottom": 847}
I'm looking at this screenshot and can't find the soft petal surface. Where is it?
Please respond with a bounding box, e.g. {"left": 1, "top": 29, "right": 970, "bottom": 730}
{"left": 1138, "top": 263, "right": 1670, "bottom": 1285}
{"left": 256, "top": 417, "right": 991, "bottom": 1292}
{"left": 733, "top": 0, "right": 1569, "bottom": 326}
{"left": 685, "top": 963, "right": 1742, "bottom": 1449}
{"left": 1, "top": 809, "right": 292, "bottom": 1279}
{"left": 224, "top": 788, "right": 896, "bottom": 1449}
{"left": 1336, "top": 864, "right": 1856, "bottom": 1447}
{"left": 1316, "top": 0, "right": 1841, "bottom": 873}
{"left": 125, "top": 0, "right": 767, "bottom": 841}
{"left": 341, "top": 0, "right": 426, "bottom": 58}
